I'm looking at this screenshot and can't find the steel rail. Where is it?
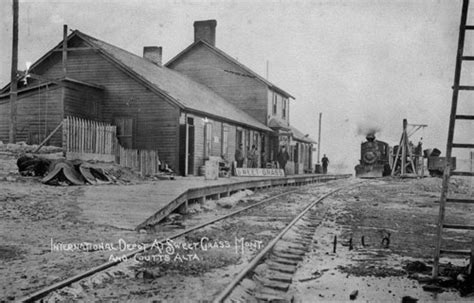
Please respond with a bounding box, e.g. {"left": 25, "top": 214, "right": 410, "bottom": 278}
{"left": 20, "top": 187, "right": 307, "bottom": 302}
{"left": 213, "top": 182, "right": 361, "bottom": 303}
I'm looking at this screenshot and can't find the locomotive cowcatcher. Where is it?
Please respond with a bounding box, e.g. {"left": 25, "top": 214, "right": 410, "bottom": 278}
{"left": 355, "top": 133, "right": 391, "bottom": 178}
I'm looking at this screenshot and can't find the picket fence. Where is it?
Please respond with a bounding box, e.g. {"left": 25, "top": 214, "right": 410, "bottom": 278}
{"left": 63, "top": 116, "right": 117, "bottom": 162}
{"left": 63, "top": 116, "right": 162, "bottom": 175}
{"left": 118, "top": 145, "right": 161, "bottom": 176}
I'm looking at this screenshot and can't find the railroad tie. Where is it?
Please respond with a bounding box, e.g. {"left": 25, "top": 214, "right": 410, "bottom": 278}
{"left": 299, "top": 221, "right": 321, "bottom": 229}
{"left": 267, "top": 260, "right": 297, "bottom": 274}
{"left": 271, "top": 256, "right": 300, "bottom": 266}
{"left": 265, "top": 271, "right": 294, "bottom": 283}
{"left": 294, "top": 228, "right": 316, "bottom": 237}
{"left": 254, "top": 287, "right": 291, "bottom": 302}
{"left": 283, "top": 239, "right": 311, "bottom": 250}
{"left": 279, "top": 247, "right": 307, "bottom": 256}
{"left": 256, "top": 277, "right": 290, "bottom": 292}
{"left": 272, "top": 251, "right": 305, "bottom": 261}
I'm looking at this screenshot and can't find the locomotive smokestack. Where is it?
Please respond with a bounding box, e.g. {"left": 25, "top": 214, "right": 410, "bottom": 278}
{"left": 366, "top": 133, "right": 375, "bottom": 142}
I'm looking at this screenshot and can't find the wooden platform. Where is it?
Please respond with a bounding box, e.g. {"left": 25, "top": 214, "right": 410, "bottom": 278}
{"left": 75, "top": 174, "right": 351, "bottom": 231}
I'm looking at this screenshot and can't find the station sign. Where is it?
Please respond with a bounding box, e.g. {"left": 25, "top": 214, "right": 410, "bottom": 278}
{"left": 235, "top": 168, "right": 285, "bottom": 177}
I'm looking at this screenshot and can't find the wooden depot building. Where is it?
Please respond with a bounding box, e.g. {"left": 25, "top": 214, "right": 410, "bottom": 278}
{"left": 166, "top": 20, "right": 316, "bottom": 174}
{"left": 0, "top": 28, "right": 272, "bottom": 176}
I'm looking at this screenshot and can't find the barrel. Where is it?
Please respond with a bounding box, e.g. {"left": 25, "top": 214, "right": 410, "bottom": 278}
{"left": 198, "top": 165, "right": 206, "bottom": 176}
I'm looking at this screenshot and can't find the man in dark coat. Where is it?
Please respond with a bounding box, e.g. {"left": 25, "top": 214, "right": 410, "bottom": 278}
{"left": 322, "top": 154, "right": 329, "bottom": 174}
{"left": 235, "top": 144, "right": 244, "bottom": 168}
{"left": 277, "top": 146, "right": 290, "bottom": 170}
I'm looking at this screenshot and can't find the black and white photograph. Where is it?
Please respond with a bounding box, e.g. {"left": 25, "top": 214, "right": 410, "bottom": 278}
{"left": 1, "top": 0, "right": 474, "bottom": 301}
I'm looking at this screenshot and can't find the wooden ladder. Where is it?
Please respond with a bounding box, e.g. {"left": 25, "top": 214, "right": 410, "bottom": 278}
{"left": 433, "top": 0, "right": 474, "bottom": 278}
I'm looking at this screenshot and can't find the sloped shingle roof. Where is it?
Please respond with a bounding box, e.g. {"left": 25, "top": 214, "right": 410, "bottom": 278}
{"left": 289, "top": 125, "right": 317, "bottom": 144}
{"left": 75, "top": 31, "right": 271, "bottom": 132}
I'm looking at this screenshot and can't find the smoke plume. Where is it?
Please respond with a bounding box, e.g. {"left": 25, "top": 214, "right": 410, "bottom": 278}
{"left": 356, "top": 123, "right": 382, "bottom": 137}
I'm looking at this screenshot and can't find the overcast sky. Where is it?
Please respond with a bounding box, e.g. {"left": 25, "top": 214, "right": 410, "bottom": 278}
{"left": 0, "top": 0, "right": 471, "bottom": 172}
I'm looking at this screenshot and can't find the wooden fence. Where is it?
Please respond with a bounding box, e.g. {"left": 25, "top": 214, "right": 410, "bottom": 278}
{"left": 63, "top": 116, "right": 117, "bottom": 162}
{"left": 63, "top": 116, "right": 161, "bottom": 174}
{"left": 118, "top": 145, "right": 161, "bottom": 176}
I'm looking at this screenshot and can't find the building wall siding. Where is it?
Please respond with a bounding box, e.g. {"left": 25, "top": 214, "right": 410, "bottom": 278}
{"left": 0, "top": 85, "right": 63, "bottom": 146}
{"left": 0, "top": 101, "right": 9, "bottom": 141}
{"left": 33, "top": 44, "right": 181, "bottom": 170}
{"left": 63, "top": 84, "right": 103, "bottom": 120}
{"left": 168, "top": 44, "right": 269, "bottom": 125}
{"left": 188, "top": 113, "right": 261, "bottom": 173}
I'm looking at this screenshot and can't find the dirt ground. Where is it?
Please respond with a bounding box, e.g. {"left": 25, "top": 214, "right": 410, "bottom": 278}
{"left": 291, "top": 177, "right": 474, "bottom": 302}
{"left": 1, "top": 144, "right": 474, "bottom": 302}
{"left": 0, "top": 151, "right": 155, "bottom": 301}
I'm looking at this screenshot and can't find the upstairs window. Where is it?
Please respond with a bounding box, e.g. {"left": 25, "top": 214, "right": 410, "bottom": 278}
{"left": 272, "top": 93, "right": 277, "bottom": 115}
{"left": 282, "top": 98, "right": 287, "bottom": 119}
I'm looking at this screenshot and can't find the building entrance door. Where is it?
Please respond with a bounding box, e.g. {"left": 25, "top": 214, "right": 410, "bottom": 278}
{"left": 187, "top": 118, "right": 195, "bottom": 175}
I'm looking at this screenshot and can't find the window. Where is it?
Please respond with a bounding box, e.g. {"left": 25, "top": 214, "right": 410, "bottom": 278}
{"left": 222, "top": 125, "right": 229, "bottom": 158}
{"left": 253, "top": 132, "right": 259, "bottom": 149}
{"left": 204, "top": 122, "right": 212, "bottom": 158}
{"left": 272, "top": 93, "right": 277, "bottom": 115}
{"left": 236, "top": 129, "right": 243, "bottom": 147}
{"left": 282, "top": 98, "right": 287, "bottom": 119}
{"left": 246, "top": 130, "right": 250, "bottom": 152}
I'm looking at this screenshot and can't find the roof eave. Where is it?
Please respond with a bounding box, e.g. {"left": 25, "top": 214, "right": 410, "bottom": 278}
{"left": 185, "top": 108, "right": 272, "bottom": 133}
{"left": 0, "top": 81, "right": 59, "bottom": 99}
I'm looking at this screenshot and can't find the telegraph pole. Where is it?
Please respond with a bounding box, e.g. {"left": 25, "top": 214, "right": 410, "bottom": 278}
{"left": 9, "top": 0, "right": 19, "bottom": 143}
{"left": 317, "top": 112, "right": 322, "bottom": 164}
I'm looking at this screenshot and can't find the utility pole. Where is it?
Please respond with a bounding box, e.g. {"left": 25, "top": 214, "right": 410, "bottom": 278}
{"left": 9, "top": 0, "right": 19, "bottom": 143}
{"left": 317, "top": 112, "right": 322, "bottom": 163}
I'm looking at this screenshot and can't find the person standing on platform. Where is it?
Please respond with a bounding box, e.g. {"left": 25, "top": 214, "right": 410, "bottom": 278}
{"left": 322, "top": 154, "right": 329, "bottom": 174}
{"left": 248, "top": 145, "right": 258, "bottom": 168}
{"left": 277, "top": 146, "right": 290, "bottom": 171}
{"left": 235, "top": 144, "right": 244, "bottom": 168}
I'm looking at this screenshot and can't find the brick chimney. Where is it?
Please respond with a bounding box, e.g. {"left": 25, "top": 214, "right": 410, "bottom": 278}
{"left": 143, "top": 46, "right": 162, "bottom": 66}
{"left": 194, "top": 20, "right": 216, "bottom": 46}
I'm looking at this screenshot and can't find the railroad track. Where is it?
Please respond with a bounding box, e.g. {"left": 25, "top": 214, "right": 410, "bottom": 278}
{"left": 213, "top": 184, "right": 355, "bottom": 302}
{"left": 20, "top": 177, "right": 356, "bottom": 302}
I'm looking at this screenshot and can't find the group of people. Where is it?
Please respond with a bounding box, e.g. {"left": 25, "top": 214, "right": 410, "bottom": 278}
{"left": 234, "top": 144, "right": 259, "bottom": 168}
{"left": 235, "top": 144, "right": 329, "bottom": 173}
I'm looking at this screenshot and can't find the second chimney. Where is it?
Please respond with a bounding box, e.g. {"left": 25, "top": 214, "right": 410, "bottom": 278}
{"left": 194, "top": 20, "right": 216, "bottom": 46}
{"left": 143, "top": 46, "right": 162, "bottom": 66}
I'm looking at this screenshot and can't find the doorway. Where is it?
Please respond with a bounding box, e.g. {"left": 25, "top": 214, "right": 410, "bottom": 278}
{"left": 187, "top": 117, "right": 195, "bottom": 175}
{"left": 179, "top": 117, "right": 195, "bottom": 176}
{"left": 115, "top": 117, "right": 133, "bottom": 148}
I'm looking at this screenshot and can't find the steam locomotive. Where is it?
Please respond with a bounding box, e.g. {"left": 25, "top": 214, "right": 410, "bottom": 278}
{"left": 355, "top": 134, "right": 391, "bottom": 178}
{"left": 355, "top": 134, "right": 456, "bottom": 178}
